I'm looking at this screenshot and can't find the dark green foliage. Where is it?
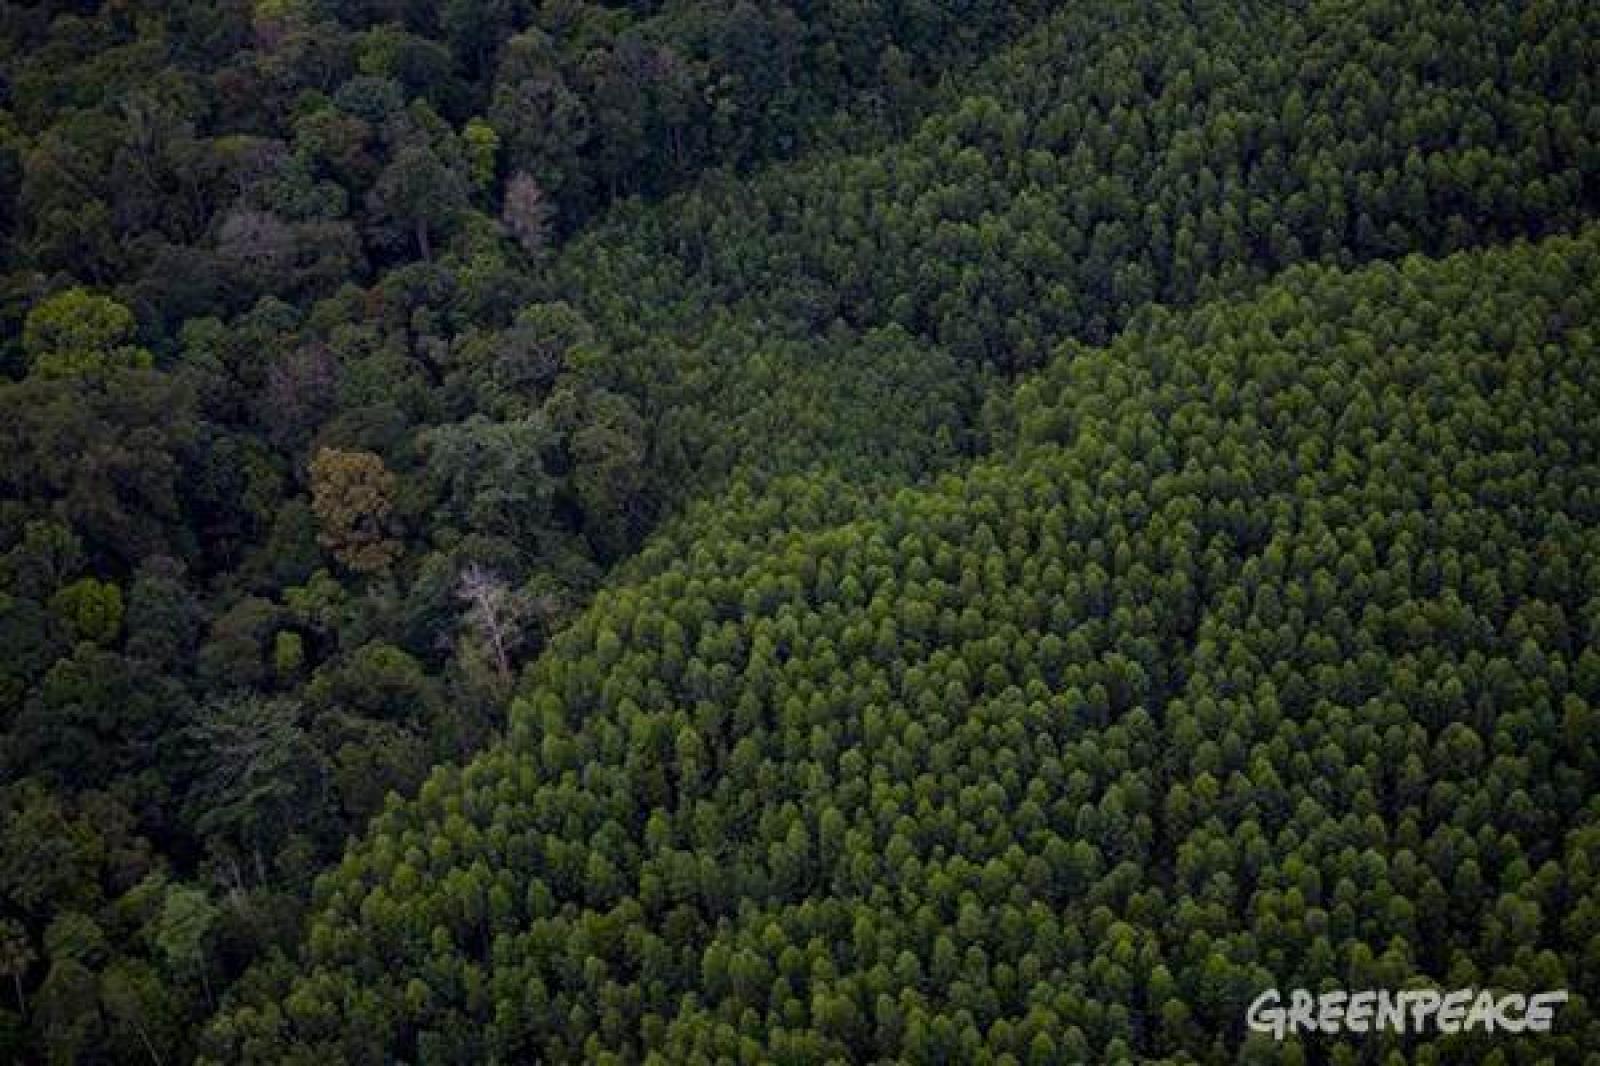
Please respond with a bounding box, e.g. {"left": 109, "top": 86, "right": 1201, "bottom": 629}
{"left": 545, "top": 0, "right": 1596, "bottom": 503}
{"left": 1, "top": 0, "right": 1598, "bottom": 1060}
{"left": 0, "top": 4, "right": 1063, "bottom": 1056}
{"left": 208, "top": 232, "right": 1600, "bottom": 1061}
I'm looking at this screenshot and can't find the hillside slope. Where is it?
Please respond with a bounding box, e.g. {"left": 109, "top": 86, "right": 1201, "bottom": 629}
{"left": 208, "top": 230, "right": 1600, "bottom": 1062}
{"left": 549, "top": 0, "right": 1596, "bottom": 503}
{"left": 5, "top": 0, "right": 1595, "bottom": 1060}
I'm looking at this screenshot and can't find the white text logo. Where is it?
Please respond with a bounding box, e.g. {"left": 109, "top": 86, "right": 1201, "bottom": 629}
{"left": 1245, "top": 988, "right": 1568, "bottom": 1039}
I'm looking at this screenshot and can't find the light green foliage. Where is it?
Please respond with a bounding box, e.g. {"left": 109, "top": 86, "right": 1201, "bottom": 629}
{"left": 48, "top": 578, "right": 123, "bottom": 646}
{"left": 21, "top": 289, "right": 152, "bottom": 378}
{"left": 462, "top": 118, "right": 500, "bottom": 194}
{"left": 154, "top": 887, "right": 218, "bottom": 984}
{"left": 272, "top": 631, "right": 305, "bottom": 679}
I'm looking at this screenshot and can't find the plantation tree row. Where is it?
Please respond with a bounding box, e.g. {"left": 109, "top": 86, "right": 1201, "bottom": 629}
{"left": 1, "top": 0, "right": 1596, "bottom": 1059}
{"left": 209, "top": 231, "right": 1600, "bottom": 1062}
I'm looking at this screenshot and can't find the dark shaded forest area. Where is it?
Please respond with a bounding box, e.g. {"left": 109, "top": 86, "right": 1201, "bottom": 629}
{"left": 0, "top": 0, "right": 1597, "bottom": 1062}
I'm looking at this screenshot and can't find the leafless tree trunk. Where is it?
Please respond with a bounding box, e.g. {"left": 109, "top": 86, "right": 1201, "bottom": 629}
{"left": 458, "top": 564, "right": 526, "bottom": 689}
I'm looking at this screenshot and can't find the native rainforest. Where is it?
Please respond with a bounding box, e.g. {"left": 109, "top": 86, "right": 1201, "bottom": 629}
{"left": 0, "top": 0, "right": 1596, "bottom": 1062}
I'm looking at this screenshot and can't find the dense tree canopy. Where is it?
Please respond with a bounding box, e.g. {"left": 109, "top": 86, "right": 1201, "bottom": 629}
{"left": 0, "top": 0, "right": 1596, "bottom": 1060}
{"left": 208, "top": 230, "right": 1600, "bottom": 1063}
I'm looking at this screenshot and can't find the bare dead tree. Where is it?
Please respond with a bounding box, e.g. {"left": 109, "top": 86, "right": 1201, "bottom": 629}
{"left": 457, "top": 563, "right": 529, "bottom": 690}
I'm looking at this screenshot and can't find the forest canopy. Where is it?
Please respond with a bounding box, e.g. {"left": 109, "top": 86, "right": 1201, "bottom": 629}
{"left": 207, "top": 228, "right": 1600, "bottom": 1063}
{"left": 0, "top": 0, "right": 1597, "bottom": 1062}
